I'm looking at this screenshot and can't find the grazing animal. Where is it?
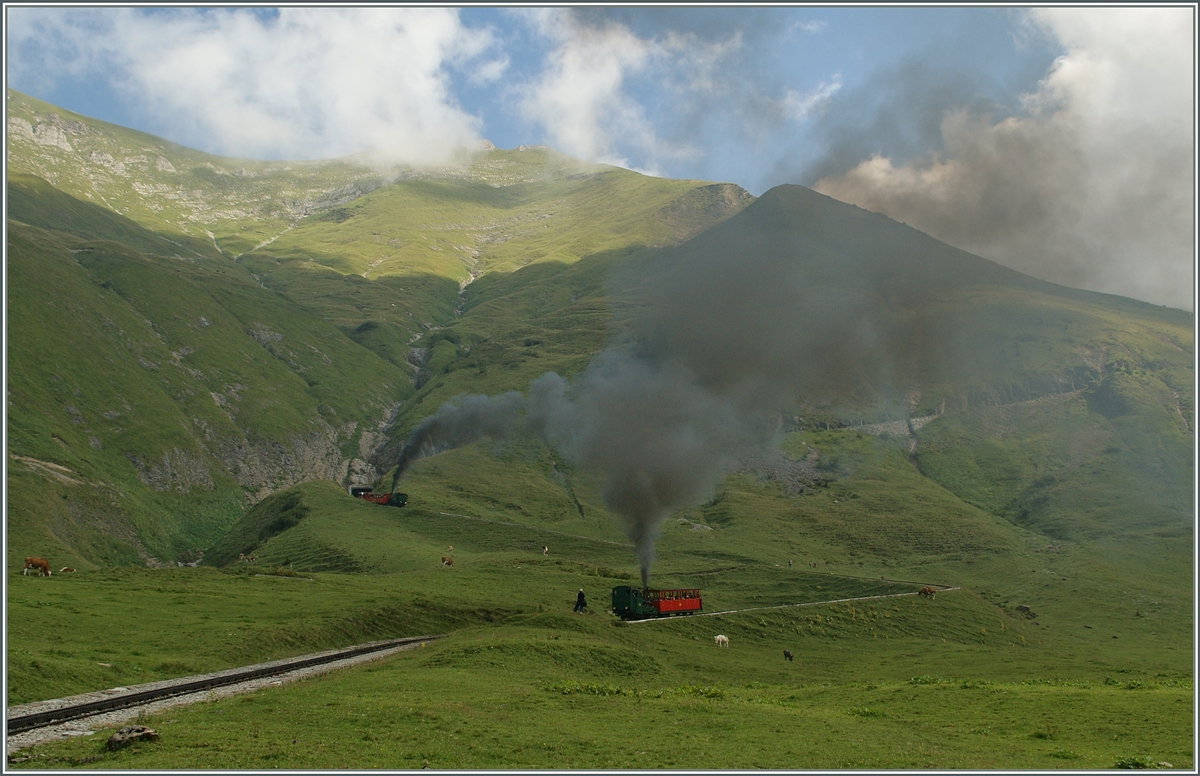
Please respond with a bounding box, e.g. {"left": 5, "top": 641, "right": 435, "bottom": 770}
{"left": 918, "top": 587, "right": 937, "bottom": 598}
{"left": 23, "top": 557, "right": 50, "bottom": 577}
{"left": 714, "top": 634, "right": 729, "bottom": 648}
{"left": 542, "top": 545, "right": 549, "bottom": 556}
{"left": 783, "top": 649, "right": 793, "bottom": 662}
{"left": 447, "top": 545, "right": 453, "bottom": 552}
{"left": 441, "top": 556, "right": 454, "bottom": 567}
{"left": 59, "top": 567, "right": 75, "bottom": 573}
{"left": 238, "top": 553, "right": 246, "bottom": 562}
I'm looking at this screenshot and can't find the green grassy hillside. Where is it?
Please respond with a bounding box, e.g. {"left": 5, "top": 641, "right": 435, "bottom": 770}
{"left": 8, "top": 439, "right": 1191, "bottom": 768}
{"left": 5, "top": 93, "right": 1191, "bottom": 770}
{"left": 8, "top": 88, "right": 752, "bottom": 368}
{"left": 6, "top": 183, "right": 411, "bottom": 568}
{"left": 233, "top": 163, "right": 750, "bottom": 372}
{"left": 6, "top": 93, "right": 755, "bottom": 571}
{"left": 6, "top": 90, "right": 382, "bottom": 258}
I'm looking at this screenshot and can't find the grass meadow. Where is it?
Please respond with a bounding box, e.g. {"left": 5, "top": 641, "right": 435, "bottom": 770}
{"left": 8, "top": 561, "right": 1192, "bottom": 770}
{"left": 7, "top": 430, "right": 1193, "bottom": 770}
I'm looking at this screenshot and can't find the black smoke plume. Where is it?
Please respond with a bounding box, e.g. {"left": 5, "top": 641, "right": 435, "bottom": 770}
{"left": 389, "top": 391, "right": 526, "bottom": 493}
{"left": 388, "top": 356, "right": 766, "bottom": 588}
{"left": 388, "top": 186, "right": 970, "bottom": 585}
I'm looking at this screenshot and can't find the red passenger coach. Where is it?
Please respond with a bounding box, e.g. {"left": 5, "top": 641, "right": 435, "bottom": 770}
{"left": 645, "top": 588, "right": 703, "bottom": 615}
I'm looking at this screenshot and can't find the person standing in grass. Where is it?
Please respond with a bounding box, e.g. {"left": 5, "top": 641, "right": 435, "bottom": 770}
{"left": 574, "top": 588, "right": 587, "bottom": 613}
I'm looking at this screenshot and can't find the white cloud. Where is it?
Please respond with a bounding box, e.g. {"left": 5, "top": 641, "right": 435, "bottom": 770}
{"left": 515, "top": 10, "right": 659, "bottom": 170}
{"left": 514, "top": 10, "right": 744, "bottom": 173}
{"left": 783, "top": 75, "right": 843, "bottom": 121}
{"left": 471, "top": 56, "right": 510, "bottom": 85}
{"left": 814, "top": 7, "right": 1195, "bottom": 310}
{"left": 8, "top": 7, "right": 494, "bottom": 164}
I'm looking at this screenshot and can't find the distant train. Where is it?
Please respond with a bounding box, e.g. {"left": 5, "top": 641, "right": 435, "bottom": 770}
{"left": 611, "top": 586, "right": 702, "bottom": 620}
{"left": 348, "top": 485, "right": 408, "bottom": 508}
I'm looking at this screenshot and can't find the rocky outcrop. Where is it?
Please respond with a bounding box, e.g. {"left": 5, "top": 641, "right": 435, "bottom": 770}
{"left": 654, "top": 183, "right": 754, "bottom": 242}
{"left": 210, "top": 422, "right": 351, "bottom": 503}
{"left": 858, "top": 416, "right": 937, "bottom": 437}
{"left": 8, "top": 116, "right": 75, "bottom": 152}
{"left": 126, "top": 448, "right": 215, "bottom": 493}
{"left": 730, "top": 448, "right": 820, "bottom": 495}
{"left": 107, "top": 726, "right": 158, "bottom": 751}
{"left": 281, "top": 179, "right": 385, "bottom": 218}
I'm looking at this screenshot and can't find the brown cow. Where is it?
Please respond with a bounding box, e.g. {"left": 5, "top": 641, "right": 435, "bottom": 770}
{"left": 441, "top": 556, "right": 454, "bottom": 567}
{"left": 918, "top": 587, "right": 937, "bottom": 598}
{"left": 23, "top": 557, "right": 50, "bottom": 577}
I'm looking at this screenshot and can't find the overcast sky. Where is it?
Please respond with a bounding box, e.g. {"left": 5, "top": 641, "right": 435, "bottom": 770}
{"left": 6, "top": 5, "right": 1196, "bottom": 311}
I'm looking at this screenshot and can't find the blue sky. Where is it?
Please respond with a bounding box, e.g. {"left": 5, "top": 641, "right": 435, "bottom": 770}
{"left": 5, "top": 6, "right": 1195, "bottom": 309}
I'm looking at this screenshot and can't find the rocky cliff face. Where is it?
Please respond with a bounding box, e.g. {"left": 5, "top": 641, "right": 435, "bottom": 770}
{"left": 200, "top": 402, "right": 399, "bottom": 503}
{"left": 126, "top": 447, "right": 216, "bottom": 493}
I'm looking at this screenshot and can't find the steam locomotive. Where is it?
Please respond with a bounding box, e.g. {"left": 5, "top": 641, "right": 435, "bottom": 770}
{"left": 349, "top": 485, "right": 408, "bottom": 508}
{"left": 611, "top": 586, "right": 702, "bottom": 620}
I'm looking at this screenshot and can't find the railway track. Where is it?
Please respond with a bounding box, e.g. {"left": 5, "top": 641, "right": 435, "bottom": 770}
{"left": 625, "top": 587, "right": 960, "bottom": 623}
{"left": 7, "top": 634, "right": 443, "bottom": 736}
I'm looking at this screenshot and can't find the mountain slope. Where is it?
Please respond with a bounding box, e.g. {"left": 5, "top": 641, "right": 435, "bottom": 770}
{"left": 5, "top": 94, "right": 753, "bottom": 569}
{"left": 8, "top": 88, "right": 753, "bottom": 366}
{"left": 393, "top": 183, "right": 1192, "bottom": 551}
{"left": 5, "top": 92, "right": 1191, "bottom": 577}
{"left": 6, "top": 188, "right": 410, "bottom": 567}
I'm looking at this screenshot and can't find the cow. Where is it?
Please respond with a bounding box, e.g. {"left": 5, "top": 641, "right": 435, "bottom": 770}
{"left": 918, "top": 587, "right": 937, "bottom": 598}
{"left": 714, "top": 634, "right": 729, "bottom": 648}
{"left": 59, "top": 567, "right": 76, "bottom": 574}
{"left": 441, "top": 556, "right": 454, "bottom": 567}
{"left": 23, "top": 557, "right": 50, "bottom": 577}
{"left": 447, "top": 545, "right": 453, "bottom": 553}
{"left": 783, "top": 649, "right": 793, "bottom": 662}
{"left": 542, "top": 545, "right": 549, "bottom": 556}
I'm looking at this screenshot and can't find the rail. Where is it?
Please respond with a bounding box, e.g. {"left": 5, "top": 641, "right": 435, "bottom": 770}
{"left": 7, "top": 634, "right": 443, "bottom": 735}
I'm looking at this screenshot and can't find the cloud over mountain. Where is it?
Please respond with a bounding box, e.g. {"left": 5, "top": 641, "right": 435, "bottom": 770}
{"left": 7, "top": 7, "right": 498, "bottom": 164}
{"left": 808, "top": 8, "right": 1195, "bottom": 311}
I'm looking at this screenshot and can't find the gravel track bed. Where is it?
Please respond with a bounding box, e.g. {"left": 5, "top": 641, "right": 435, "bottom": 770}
{"left": 7, "top": 638, "right": 433, "bottom": 754}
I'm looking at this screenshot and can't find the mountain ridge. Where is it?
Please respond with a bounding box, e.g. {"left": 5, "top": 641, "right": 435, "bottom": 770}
{"left": 4, "top": 91, "right": 1192, "bottom": 580}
